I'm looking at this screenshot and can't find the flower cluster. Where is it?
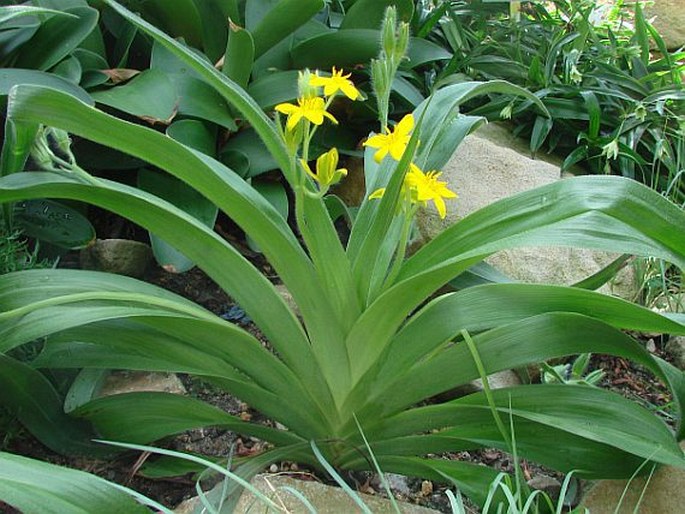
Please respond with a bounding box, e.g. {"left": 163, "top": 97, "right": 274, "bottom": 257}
{"left": 274, "top": 68, "right": 359, "bottom": 194}
{"left": 364, "top": 114, "right": 457, "bottom": 219}
{"left": 274, "top": 69, "right": 456, "bottom": 218}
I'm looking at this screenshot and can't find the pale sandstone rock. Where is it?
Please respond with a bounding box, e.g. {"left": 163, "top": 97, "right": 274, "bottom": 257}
{"left": 98, "top": 370, "right": 186, "bottom": 397}
{"left": 174, "top": 473, "right": 441, "bottom": 514}
{"left": 580, "top": 441, "right": 685, "bottom": 513}
{"left": 644, "top": 0, "right": 685, "bottom": 50}
{"left": 417, "top": 122, "right": 637, "bottom": 300}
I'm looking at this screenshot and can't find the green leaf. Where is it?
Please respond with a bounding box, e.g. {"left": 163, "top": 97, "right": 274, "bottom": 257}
{"left": 223, "top": 20, "right": 255, "bottom": 89}
{"left": 0, "top": 6, "right": 75, "bottom": 25}
{"left": 91, "top": 69, "right": 177, "bottom": 123}
{"left": 530, "top": 115, "right": 553, "bottom": 153}
{"left": 134, "top": 0, "right": 204, "bottom": 48}
{"left": 0, "top": 355, "right": 105, "bottom": 456}
{"left": 250, "top": 0, "right": 323, "bottom": 58}
{"left": 292, "top": 30, "right": 450, "bottom": 69}
{"left": 73, "top": 392, "right": 304, "bottom": 446}
{"left": 13, "top": 198, "right": 95, "bottom": 249}
{"left": 150, "top": 41, "right": 238, "bottom": 130}
{"left": 340, "top": 0, "right": 414, "bottom": 30}
{"left": 138, "top": 168, "right": 218, "bottom": 273}
{"left": 347, "top": 176, "right": 685, "bottom": 381}
{"left": 166, "top": 118, "right": 217, "bottom": 156}
{"left": 247, "top": 70, "right": 299, "bottom": 109}
{"left": 0, "top": 69, "right": 92, "bottom": 104}
{"left": 141, "top": 119, "right": 218, "bottom": 273}
{"left": 52, "top": 55, "right": 82, "bottom": 84}
{"left": 221, "top": 128, "right": 279, "bottom": 177}
{"left": 192, "top": 0, "right": 230, "bottom": 61}
{"left": 0, "top": 452, "right": 152, "bottom": 514}
{"left": 172, "top": 74, "right": 238, "bottom": 130}
{"left": 14, "top": 6, "right": 99, "bottom": 71}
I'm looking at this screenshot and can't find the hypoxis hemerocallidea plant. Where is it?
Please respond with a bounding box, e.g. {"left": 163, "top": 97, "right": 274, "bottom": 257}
{"left": 1, "top": 0, "right": 685, "bottom": 508}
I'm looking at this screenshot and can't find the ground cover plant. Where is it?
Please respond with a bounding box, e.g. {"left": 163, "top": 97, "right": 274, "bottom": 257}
{"left": 427, "top": 0, "right": 684, "bottom": 205}
{"left": 1, "top": 1, "right": 685, "bottom": 512}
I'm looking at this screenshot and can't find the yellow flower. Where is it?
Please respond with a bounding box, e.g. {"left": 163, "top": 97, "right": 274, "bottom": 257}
{"left": 309, "top": 67, "right": 360, "bottom": 100}
{"left": 275, "top": 96, "right": 338, "bottom": 130}
{"left": 300, "top": 148, "right": 347, "bottom": 189}
{"left": 363, "top": 113, "right": 414, "bottom": 162}
{"left": 368, "top": 162, "right": 457, "bottom": 219}
{"left": 405, "top": 163, "right": 457, "bottom": 219}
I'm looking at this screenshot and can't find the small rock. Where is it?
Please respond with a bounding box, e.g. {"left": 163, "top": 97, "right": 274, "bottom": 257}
{"left": 80, "top": 238, "right": 152, "bottom": 278}
{"left": 645, "top": 338, "right": 657, "bottom": 354}
{"left": 274, "top": 284, "right": 299, "bottom": 316}
{"left": 421, "top": 480, "right": 434, "bottom": 496}
{"left": 384, "top": 473, "right": 412, "bottom": 497}
{"left": 99, "top": 370, "right": 186, "bottom": 397}
{"left": 665, "top": 336, "right": 685, "bottom": 370}
{"left": 269, "top": 464, "right": 278, "bottom": 473}
{"left": 439, "top": 369, "right": 523, "bottom": 401}
{"left": 527, "top": 474, "right": 562, "bottom": 502}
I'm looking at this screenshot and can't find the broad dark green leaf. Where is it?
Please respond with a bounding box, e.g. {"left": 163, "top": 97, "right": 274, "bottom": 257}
{"left": 172, "top": 74, "right": 238, "bottom": 130}
{"left": 192, "top": 0, "right": 229, "bottom": 61}
{"left": 250, "top": 0, "right": 323, "bottom": 58}
{"left": 138, "top": 168, "right": 218, "bottom": 273}
{"left": 142, "top": 119, "right": 219, "bottom": 273}
{"left": 91, "top": 69, "right": 177, "bottom": 123}
{"left": 0, "top": 6, "right": 73, "bottom": 25}
{"left": 0, "top": 355, "right": 105, "bottom": 456}
{"left": 223, "top": 20, "right": 255, "bottom": 89}
{"left": 247, "top": 70, "right": 299, "bottom": 109}
{"left": 292, "top": 30, "right": 450, "bottom": 69}
{"left": 221, "top": 128, "right": 279, "bottom": 177}
{"left": 14, "top": 6, "right": 98, "bottom": 71}
{"left": 52, "top": 55, "right": 82, "bottom": 84}
{"left": 13, "top": 198, "right": 95, "bottom": 249}
{"left": 340, "top": 0, "right": 414, "bottom": 30}
{"left": 133, "top": 0, "right": 203, "bottom": 48}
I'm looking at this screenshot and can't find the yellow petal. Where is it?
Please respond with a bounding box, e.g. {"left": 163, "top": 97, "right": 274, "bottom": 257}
{"left": 396, "top": 113, "right": 414, "bottom": 136}
{"left": 363, "top": 133, "right": 388, "bottom": 149}
{"left": 300, "top": 159, "right": 319, "bottom": 182}
{"left": 369, "top": 188, "right": 386, "bottom": 199}
{"left": 286, "top": 111, "right": 303, "bottom": 130}
{"left": 275, "top": 102, "right": 297, "bottom": 114}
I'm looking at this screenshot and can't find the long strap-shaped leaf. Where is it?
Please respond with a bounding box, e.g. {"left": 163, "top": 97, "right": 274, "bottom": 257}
{"left": 0, "top": 173, "right": 337, "bottom": 422}
{"left": 72, "top": 392, "right": 303, "bottom": 448}
{"left": 5, "top": 84, "right": 352, "bottom": 407}
{"left": 0, "top": 355, "right": 107, "bottom": 457}
{"left": 101, "top": 0, "right": 357, "bottom": 362}
{"left": 341, "top": 417, "right": 657, "bottom": 479}
{"left": 373, "top": 385, "right": 685, "bottom": 470}
{"left": 1, "top": 287, "right": 329, "bottom": 434}
{"left": 346, "top": 176, "right": 685, "bottom": 381}
{"left": 347, "top": 313, "right": 685, "bottom": 436}
{"left": 0, "top": 451, "right": 152, "bottom": 514}
{"left": 379, "top": 284, "right": 685, "bottom": 386}
{"left": 4, "top": 86, "right": 326, "bottom": 333}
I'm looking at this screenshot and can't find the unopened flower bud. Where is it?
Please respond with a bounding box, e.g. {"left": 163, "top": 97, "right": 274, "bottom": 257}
{"left": 381, "top": 6, "right": 397, "bottom": 58}
{"left": 297, "top": 69, "right": 318, "bottom": 99}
